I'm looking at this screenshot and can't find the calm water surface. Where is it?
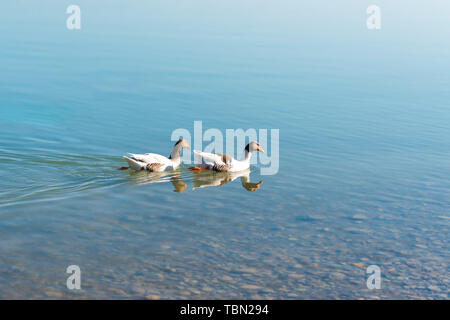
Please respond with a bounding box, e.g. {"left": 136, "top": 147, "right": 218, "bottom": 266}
{"left": 0, "top": 1, "right": 449, "bottom": 299}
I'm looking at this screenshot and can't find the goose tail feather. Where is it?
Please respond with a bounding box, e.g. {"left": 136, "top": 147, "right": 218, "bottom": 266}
{"left": 123, "top": 156, "right": 145, "bottom": 171}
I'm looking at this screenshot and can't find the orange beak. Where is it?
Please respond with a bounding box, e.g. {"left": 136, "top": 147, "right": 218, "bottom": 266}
{"left": 258, "top": 146, "right": 265, "bottom": 153}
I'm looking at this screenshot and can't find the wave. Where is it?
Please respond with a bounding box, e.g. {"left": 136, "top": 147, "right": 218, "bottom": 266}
{"left": 0, "top": 150, "right": 263, "bottom": 209}
{"left": 0, "top": 152, "right": 133, "bottom": 208}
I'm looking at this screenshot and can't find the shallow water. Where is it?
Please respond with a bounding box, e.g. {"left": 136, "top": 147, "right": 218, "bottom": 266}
{"left": 0, "top": 1, "right": 449, "bottom": 299}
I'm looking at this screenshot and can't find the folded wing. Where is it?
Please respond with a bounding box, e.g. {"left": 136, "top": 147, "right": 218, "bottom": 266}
{"left": 128, "top": 153, "right": 171, "bottom": 165}
{"left": 193, "top": 150, "right": 228, "bottom": 166}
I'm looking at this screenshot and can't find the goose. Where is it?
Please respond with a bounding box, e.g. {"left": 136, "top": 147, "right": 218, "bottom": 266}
{"left": 191, "top": 141, "right": 264, "bottom": 173}
{"left": 123, "top": 139, "right": 190, "bottom": 172}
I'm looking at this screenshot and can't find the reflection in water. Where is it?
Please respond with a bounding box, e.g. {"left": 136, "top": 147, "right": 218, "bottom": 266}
{"left": 192, "top": 169, "right": 263, "bottom": 192}
{"left": 240, "top": 175, "right": 263, "bottom": 192}
{"left": 170, "top": 174, "right": 188, "bottom": 193}
{"left": 0, "top": 153, "right": 263, "bottom": 208}
{"left": 126, "top": 169, "right": 187, "bottom": 193}
{"left": 125, "top": 168, "right": 262, "bottom": 193}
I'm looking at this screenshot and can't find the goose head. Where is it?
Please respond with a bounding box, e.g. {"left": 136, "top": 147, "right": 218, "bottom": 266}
{"left": 245, "top": 141, "right": 264, "bottom": 153}
{"left": 169, "top": 138, "right": 191, "bottom": 160}
{"left": 174, "top": 138, "right": 191, "bottom": 150}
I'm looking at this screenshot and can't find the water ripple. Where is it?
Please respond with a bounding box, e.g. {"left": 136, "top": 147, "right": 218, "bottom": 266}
{"left": 0, "top": 151, "right": 263, "bottom": 209}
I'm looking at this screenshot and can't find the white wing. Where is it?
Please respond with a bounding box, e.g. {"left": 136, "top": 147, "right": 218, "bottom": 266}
{"left": 127, "top": 153, "right": 172, "bottom": 165}
{"left": 123, "top": 156, "right": 146, "bottom": 170}
{"left": 193, "top": 150, "right": 227, "bottom": 166}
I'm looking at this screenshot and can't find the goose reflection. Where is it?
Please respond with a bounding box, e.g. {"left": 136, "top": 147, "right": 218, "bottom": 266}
{"left": 191, "top": 169, "right": 263, "bottom": 192}
{"left": 124, "top": 168, "right": 262, "bottom": 193}
{"left": 127, "top": 169, "right": 187, "bottom": 193}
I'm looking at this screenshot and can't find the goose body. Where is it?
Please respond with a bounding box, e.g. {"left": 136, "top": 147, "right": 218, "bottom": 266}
{"left": 192, "top": 141, "right": 264, "bottom": 173}
{"left": 123, "top": 139, "right": 190, "bottom": 172}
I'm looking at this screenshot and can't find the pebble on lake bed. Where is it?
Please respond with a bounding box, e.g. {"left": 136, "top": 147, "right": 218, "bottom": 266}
{"left": 241, "top": 284, "right": 262, "bottom": 290}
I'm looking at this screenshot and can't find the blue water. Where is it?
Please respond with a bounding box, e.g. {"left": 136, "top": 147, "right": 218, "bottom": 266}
{"left": 0, "top": 1, "right": 449, "bottom": 299}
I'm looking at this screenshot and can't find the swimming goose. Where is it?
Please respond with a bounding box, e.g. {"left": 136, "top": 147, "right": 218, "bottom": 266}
{"left": 123, "top": 139, "right": 190, "bottom": 172}
{"left": 191, "top": 141, "right": 264, "bottom": 173}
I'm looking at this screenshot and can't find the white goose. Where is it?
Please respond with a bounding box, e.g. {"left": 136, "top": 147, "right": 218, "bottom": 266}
{"left": 191, "top": 141, "right": 264, "bottom": 172}
{"left": 123, "top": 139, "right": 190, "bottom": 172}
